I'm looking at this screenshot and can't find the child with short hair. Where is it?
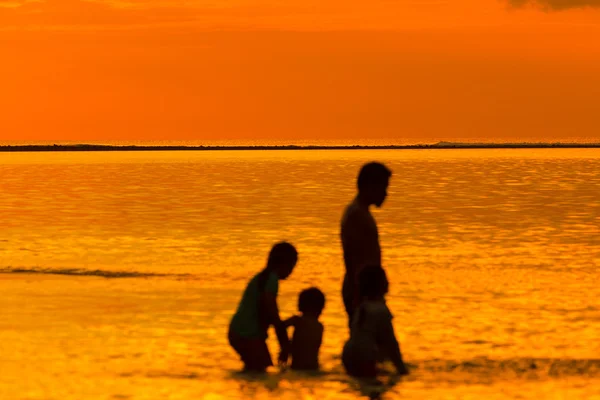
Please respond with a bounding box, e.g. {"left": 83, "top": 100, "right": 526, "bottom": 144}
{"left": 284, "top": 287, "right": 326, "bottom": 370}
{"left": 228, "top": 242, "right": 298, "bottom": 372}
{"left": 342, "top": 265, "right": 409, "bottom": 378}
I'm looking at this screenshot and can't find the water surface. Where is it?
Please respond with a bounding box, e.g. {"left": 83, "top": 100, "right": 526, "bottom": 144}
{"left": 1, "top": 149, "right": 599, "bottom": 399}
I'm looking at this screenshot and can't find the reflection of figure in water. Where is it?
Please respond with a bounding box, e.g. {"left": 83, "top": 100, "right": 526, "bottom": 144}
{"left": 284, "top": 287, "right": 325, "bottom": 371}
{"left": 341, "top": 162, "right": 392, "bottom": 328}
{"left": 228, "top": 242, "right": 298, "bottom": 372}
{"left": 342, "top": 265, "right": 408, "bottom": 378}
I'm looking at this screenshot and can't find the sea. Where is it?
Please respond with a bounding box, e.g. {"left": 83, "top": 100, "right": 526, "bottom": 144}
{"left": 1, "top": 144, "right": 599, "bottom": 399}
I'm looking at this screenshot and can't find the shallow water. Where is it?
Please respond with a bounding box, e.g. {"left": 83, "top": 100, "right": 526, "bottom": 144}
{"left": 1, "top": 149, "right": 600, "bottom": 399}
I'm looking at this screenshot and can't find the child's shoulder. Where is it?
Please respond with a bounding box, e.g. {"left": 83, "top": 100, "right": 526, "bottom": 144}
{"left": 286, "top": 315, "right": 302, "bottom": 326}
{"left": 255, "top": 269, "right": 279, "bottom": 293}
{"left": 295, "top": 315, "right": 323, "bottom": 330}
{"left": 306, "top": 317, "right": 324, "bottom": 331}
{"left": 364, "top": 300, "right": 393, "bottom": 318}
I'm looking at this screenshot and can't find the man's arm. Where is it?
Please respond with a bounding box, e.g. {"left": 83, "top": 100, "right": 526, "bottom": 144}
{"left": 342, "top": 210, "right": 381, "bottom": 275}
{"left": 342, "top": 213, "right": 366, "bottom": 274}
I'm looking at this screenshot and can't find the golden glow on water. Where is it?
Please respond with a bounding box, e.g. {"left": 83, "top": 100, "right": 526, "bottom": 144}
{"left": 1, "top": 149, "right": 600, "bottom": 399}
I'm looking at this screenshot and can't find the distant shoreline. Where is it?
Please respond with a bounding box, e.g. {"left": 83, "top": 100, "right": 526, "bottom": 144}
{"left": 1, "top": 143, "right": 600, "bottom": 152}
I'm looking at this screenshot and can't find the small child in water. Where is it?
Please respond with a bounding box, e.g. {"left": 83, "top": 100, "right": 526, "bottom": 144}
{"left": 342, "top": 265, "right": 409, "bottom": 378}
{"left": 228, "top": 242, "right": 298, "bottom": 372}
{"left": 284, "top": 287, "right": 325, "bottom": 370}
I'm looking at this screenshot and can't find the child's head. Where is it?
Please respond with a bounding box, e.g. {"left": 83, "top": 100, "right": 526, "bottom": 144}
{"left": 358, "top": 265, "right": 389, "bottom": 299}
{"left": 266, "top": 241, "right": 298, "bottom": 280}
{"left": 298, "top": 287, "right": 326, "bottom": 317}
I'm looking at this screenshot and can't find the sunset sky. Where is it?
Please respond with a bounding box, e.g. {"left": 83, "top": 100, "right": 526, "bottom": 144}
{"left": 1, "top": 0, "right": 599, "bottom": 143}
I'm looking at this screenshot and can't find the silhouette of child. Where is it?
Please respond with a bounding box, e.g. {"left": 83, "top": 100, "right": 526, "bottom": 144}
{"left": 228, "top": 242, "right": 298, "bottom": 372}
{"left": 283, "top": 287, "right": 325, "bottom": 371}
{"left": 342, "top": 265, "right": 409, "bottom": 378}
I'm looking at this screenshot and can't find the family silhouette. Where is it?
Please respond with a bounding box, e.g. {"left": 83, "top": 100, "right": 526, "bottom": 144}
{"left": 228, "top": 162, "right": 408, "bottom": 380}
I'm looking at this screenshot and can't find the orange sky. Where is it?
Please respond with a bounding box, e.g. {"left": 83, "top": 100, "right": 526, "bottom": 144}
{"left": 1, "top": 0, "right": 599, "bottom": 143}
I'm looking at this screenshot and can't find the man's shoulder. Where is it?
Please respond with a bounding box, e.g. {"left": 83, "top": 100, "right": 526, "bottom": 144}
{"left": 342, "top": 200, "right": 367, "bottom": 223}
{"left": 341, "top": 200, "right": 356, "bottom": 218}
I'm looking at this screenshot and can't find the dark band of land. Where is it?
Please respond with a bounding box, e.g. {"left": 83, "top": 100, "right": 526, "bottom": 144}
{"left": 1, "top": 142, "right": 600, "bottom": 152}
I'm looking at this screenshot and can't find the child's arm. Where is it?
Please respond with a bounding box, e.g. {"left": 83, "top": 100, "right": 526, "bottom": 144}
{"left": 283, "top": 315, "right": 300, "bottom": 329}
{"left": 262, "top": 292, "right": 291, "bottom": 364}
{"left": 378, "top": 314, "right": 409, "bottom": 375}
{"left": 317, "top": 322, "right": 324, "bottom": 351}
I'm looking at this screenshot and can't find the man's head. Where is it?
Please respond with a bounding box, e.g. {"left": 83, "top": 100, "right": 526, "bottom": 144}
{"left": 357, "top": 162, "right": 392, "bottom": 207}
{"left": 267, "top": 241, "right": 298, "bottom": 280}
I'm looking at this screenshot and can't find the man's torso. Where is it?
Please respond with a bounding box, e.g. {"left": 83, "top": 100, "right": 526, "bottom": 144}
{"left": 341, "top": 198, "right": 381, "bottom": 278}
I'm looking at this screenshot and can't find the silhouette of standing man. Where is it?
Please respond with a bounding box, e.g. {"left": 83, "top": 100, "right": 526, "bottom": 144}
{"left": 341, "top": 162, "right": 392, "bottom": 329}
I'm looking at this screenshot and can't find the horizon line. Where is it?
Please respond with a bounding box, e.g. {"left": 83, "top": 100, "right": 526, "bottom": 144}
{"left": 2, "top": 141, "right": 600, "bottom": 152}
